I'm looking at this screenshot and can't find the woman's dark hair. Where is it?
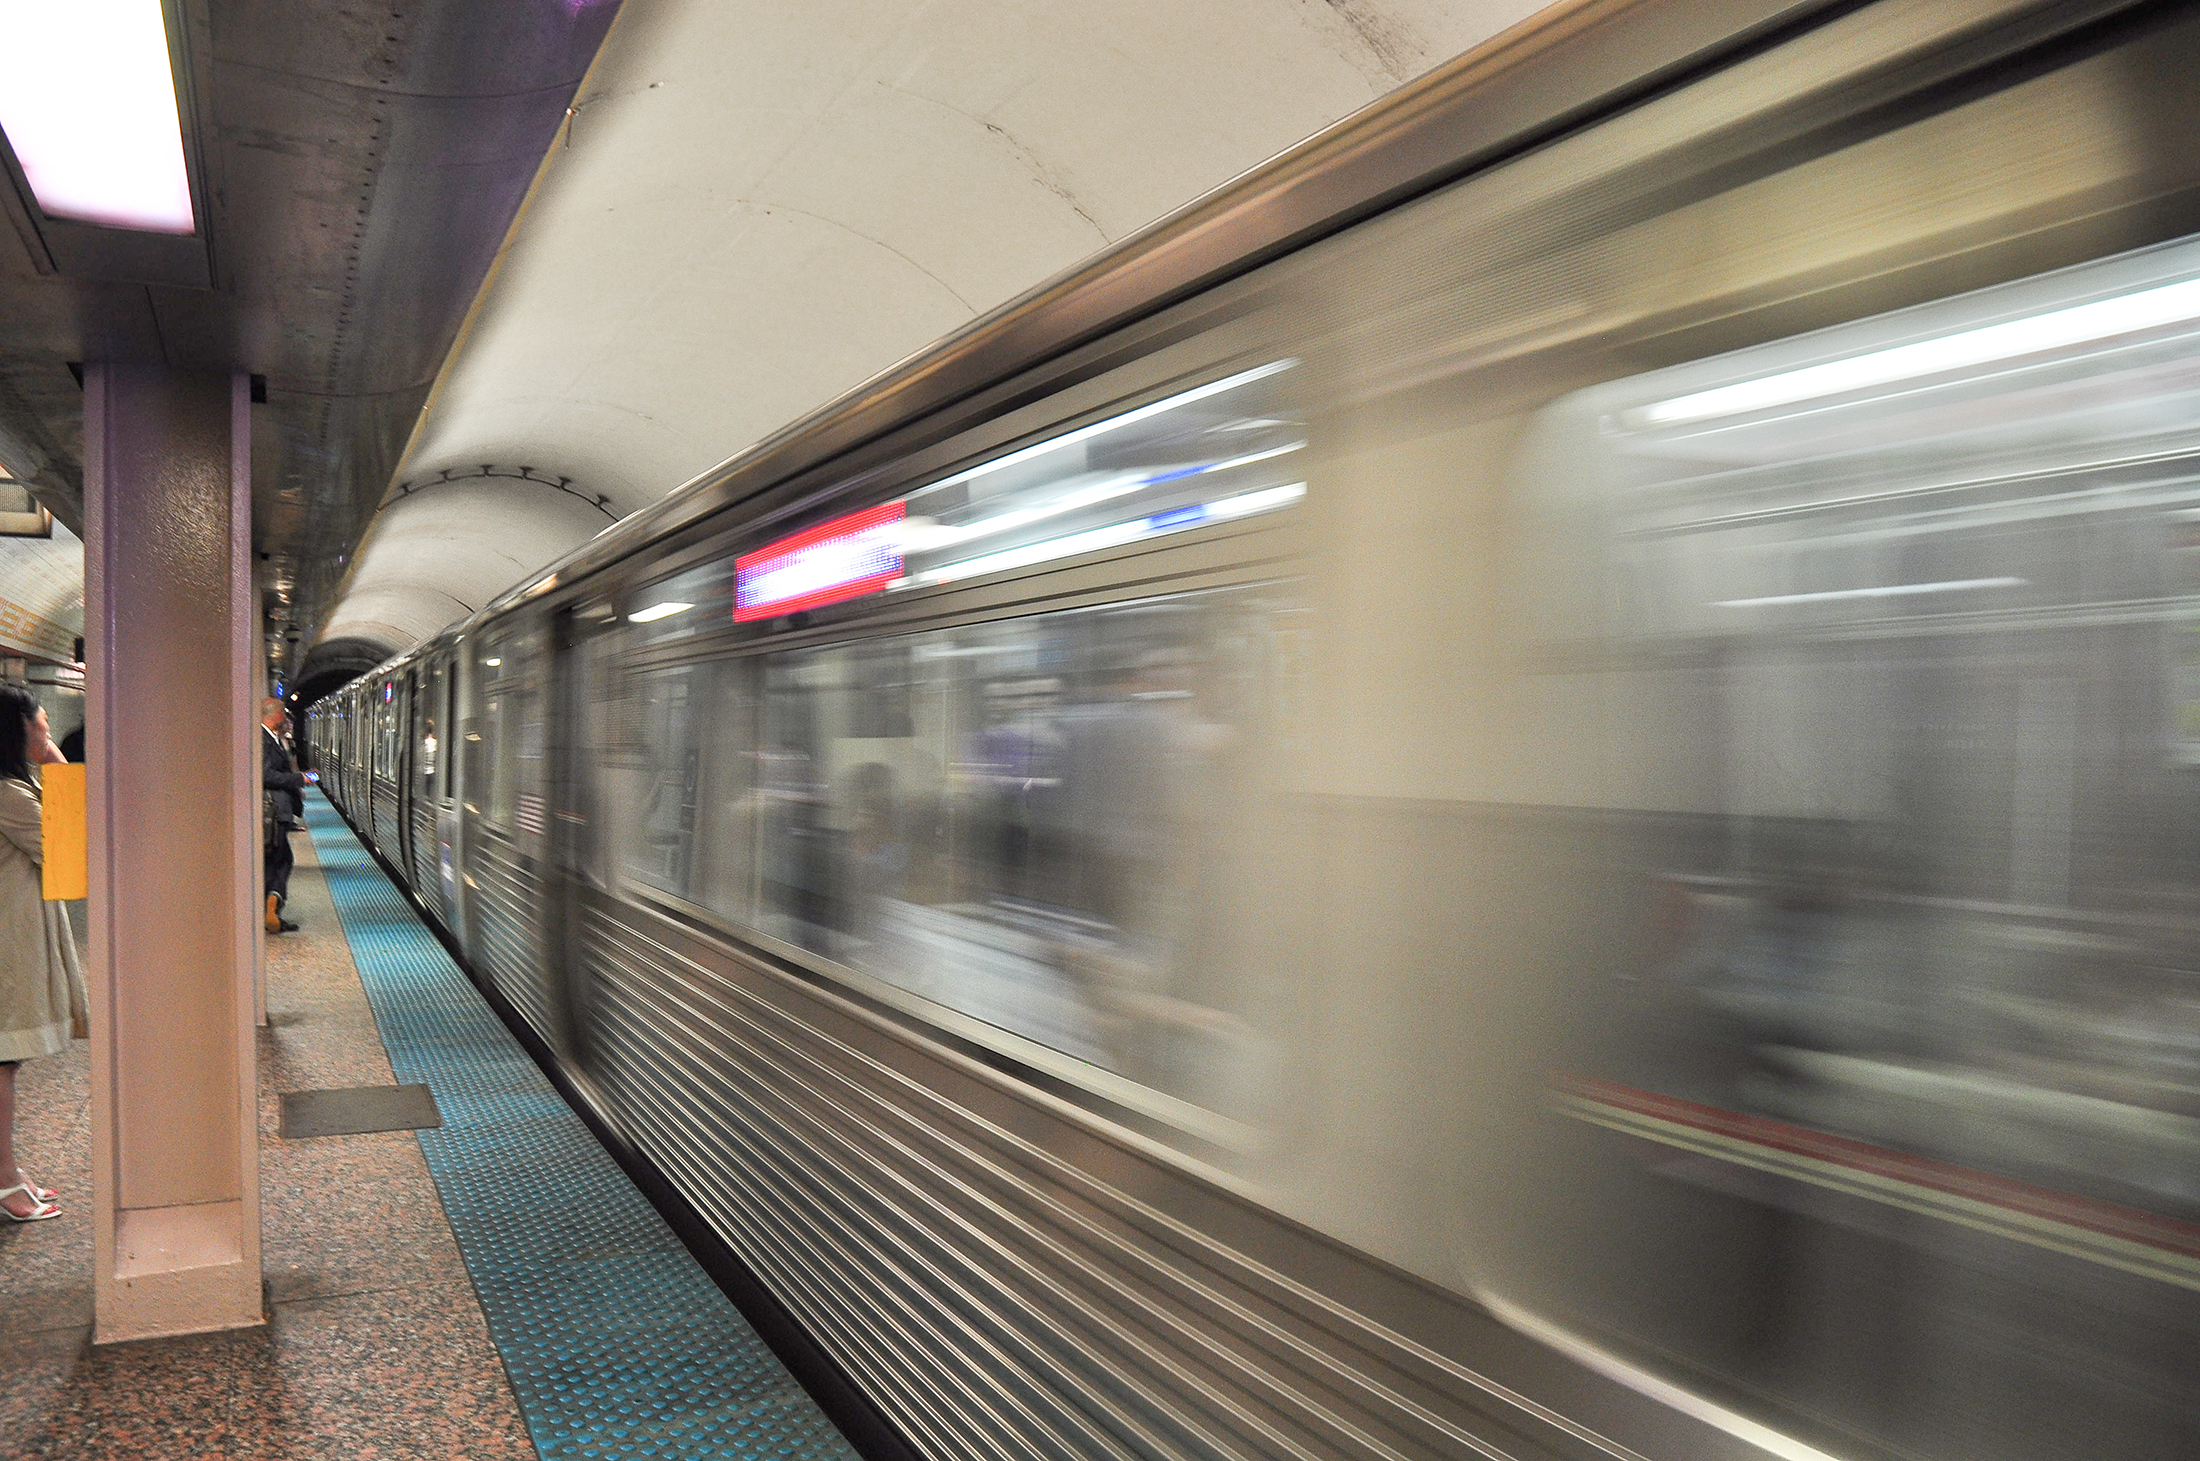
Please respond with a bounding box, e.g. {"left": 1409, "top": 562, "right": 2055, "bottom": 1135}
{"left": 0, "top": 685, "right": 38, "bottom": 785}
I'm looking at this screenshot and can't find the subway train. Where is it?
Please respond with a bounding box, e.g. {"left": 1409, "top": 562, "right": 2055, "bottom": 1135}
{"left": 307, "top": 1, "right": 2200, "bottom": 1457}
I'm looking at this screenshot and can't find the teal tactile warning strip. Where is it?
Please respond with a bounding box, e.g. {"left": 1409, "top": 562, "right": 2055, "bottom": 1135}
{"left": 303, "top": 792, "right": 863, "bottom": 1461}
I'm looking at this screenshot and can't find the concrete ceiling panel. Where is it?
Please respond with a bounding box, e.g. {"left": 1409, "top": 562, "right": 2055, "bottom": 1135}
{"left": 316, "top": 0, "right": 1550, "bottom": 676}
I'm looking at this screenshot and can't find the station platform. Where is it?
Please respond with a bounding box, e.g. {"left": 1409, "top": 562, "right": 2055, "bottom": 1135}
{"left": 0, "top": 792, "right": 863, "bottom": 1461}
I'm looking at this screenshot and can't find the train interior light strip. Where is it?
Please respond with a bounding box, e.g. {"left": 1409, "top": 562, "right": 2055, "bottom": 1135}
{"left": 1632, "top": 273, "right": 2200, "bottom": 428}
{"left": 905, "top": 482, "right": 1305, "bottom": 587}
{"left": 913, "top": 357, "right": 1296, "bottom": 498}
{"left": 1715, "top": 576, "right": 2025, "bottom": 608}
{"left": 733, "top": 360, "right": 1305, "bottom": 620}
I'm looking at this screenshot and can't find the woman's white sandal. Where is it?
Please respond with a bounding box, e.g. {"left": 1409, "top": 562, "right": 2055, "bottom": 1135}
{"left": 0, "top": 1180, "right": 58, "bottom": 1222}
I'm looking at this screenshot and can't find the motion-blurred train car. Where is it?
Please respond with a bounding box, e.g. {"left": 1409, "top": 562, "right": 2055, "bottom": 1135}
{"left": 310, "top": 1, "right": 2200, "bottom": 1457}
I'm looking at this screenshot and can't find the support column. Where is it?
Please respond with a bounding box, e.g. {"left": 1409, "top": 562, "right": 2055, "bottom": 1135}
{"left": 84, "top": 365, "right": 263, "bottom": 1342}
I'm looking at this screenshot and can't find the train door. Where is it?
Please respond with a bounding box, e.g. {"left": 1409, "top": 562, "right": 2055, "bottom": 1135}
{"left": 398, "top": 672, "right": 418, "bottom": 888}
{"left": 408, "top": 658, "right": 449, "bottom": 916}
{"left": 400, "top": 667, "right": 423, "bottom": 894}
{"left": 446, "top": 644, "right": 475, "bottom": 944}
{"left": 546, "top": 597, "right": 614, "bottom": 1080}
{"left": 434, "top": 655, "right": 461, "bottom": 921}
{"left": 464, "top": 617, "right": 568, "bottom": 1055}
{"left": 371, "top": 677, "right": 402, "bottom": 855}
{"left": 341, "top": 697, "right": 357, "bottom": 810}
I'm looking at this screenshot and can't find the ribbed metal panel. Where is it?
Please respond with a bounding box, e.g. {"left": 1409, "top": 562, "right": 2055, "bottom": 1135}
{"left": 472, "top": 831, "right": 559, "bottom": 1053}
{"left": 571, "top": 894, "right": 1602, "bottom": 1461}
{"left": 370, "top": 779, "right": 404, "bottom": 874}
{"left": 409, "top": 798, "right": 445, "bottom": 923}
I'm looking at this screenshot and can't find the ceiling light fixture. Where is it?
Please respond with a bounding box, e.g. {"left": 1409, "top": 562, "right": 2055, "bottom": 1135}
{"left": 0, "top": 0, "right": 196, "bottom": 234}
{"left": 627, "top": 601, "right": 692, "bottom": 623}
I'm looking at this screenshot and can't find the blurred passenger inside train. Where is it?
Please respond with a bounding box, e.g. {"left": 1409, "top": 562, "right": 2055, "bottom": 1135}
{"left": 846, "top": 761, "right": 910, "bottom": 914}
{"left": 958, "top": 677, "right": 1063, "bottom": 907}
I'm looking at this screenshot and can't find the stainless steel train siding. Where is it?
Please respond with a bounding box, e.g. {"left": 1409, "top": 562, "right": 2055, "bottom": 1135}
{"left": 310, "top": 2, "right": 2200, "bottom": 1458}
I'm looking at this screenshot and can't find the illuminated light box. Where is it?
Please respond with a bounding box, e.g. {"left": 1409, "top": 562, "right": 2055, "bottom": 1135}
{"left": 735, "top": 502, "right": 905, "bottom": 622}
{"left": 0, "top": 0, "right": 197, "bottom": 235}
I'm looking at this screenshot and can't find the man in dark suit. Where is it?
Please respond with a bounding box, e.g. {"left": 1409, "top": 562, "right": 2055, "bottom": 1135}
{"left": 262, "top": 697, "right": 305, "bottom": 934}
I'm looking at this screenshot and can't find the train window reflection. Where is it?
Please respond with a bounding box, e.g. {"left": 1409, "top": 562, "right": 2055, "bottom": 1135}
{"left": 753, "top": 588, "right": 1287, "bottom": 1110}
{"left": 889, "top": 362, "right": 1304, "bottom": 590}
{"left": 478, "top": 636, "right": 527, "bottom": 831}
{"left": 1506, "top": 234, "right": 2200, "bottom": 1461}
{"left": 619, "top": 667, "right": 702, "bottom": 896}
{"left": 597, "top": 585, "right": 1296, "bottom": 1116}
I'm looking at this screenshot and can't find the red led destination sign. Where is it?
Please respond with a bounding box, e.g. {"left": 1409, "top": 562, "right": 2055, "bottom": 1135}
{"left": 734, "top": 502, "right": 905, "bottom": 622}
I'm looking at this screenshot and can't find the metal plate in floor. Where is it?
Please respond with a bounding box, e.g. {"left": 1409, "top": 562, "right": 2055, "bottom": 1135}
{"left": 280, "top": 1082, "right": 442, "bottom": 1139}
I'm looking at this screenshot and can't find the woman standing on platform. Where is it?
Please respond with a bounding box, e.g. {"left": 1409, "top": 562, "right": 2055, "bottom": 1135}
{"left": 0, "top": 684, "right": 82, "bottom": 1221}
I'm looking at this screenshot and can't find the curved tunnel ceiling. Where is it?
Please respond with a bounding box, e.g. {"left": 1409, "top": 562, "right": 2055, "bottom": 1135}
{"left": 311, "top": 0, "right": 1550, "bottom": 681}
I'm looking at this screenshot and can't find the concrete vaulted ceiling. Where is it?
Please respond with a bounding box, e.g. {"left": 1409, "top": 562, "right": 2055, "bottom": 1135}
{"left": 307, "top": 0, "right": 1550, "bottom": 689}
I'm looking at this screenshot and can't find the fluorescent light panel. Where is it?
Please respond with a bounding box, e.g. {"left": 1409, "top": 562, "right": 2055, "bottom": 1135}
{"left": 627, "top": 601, "right": 692, "bottom": 623}
{"left": 0, "top": 0, "right": 196, "bottom": 234}
{"left": 1639, "top": 277, "right": 2200, "bottom": 428}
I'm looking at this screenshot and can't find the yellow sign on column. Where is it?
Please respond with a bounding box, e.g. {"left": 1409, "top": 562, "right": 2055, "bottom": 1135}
{"left": 40, "top": 762, "right": 86, "bottom": 901}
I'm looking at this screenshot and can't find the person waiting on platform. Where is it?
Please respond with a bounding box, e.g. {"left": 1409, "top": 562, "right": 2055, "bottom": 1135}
{"left": 0, "top": 684, "right": 85, "bottom": 1222}
{"left": 262, "top": 697, "right": 308, "bottom": 934}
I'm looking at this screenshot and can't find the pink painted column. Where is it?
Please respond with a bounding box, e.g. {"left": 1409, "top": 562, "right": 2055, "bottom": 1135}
{"left": 83, "top": 365, "right": 263, "bottom": 1342}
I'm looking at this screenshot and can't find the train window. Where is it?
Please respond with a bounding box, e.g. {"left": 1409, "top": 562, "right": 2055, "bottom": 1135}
{"left": 585, "top": 640, "right": 757, "bottom": 916}
{"left": 732, "top": 584, "right": 1291, "bottom": 1112}
{"left": 374, "top": 684, "right": 399, "bottom": 780}
{"left": 587, "top": 581, "right": 1294, "bottom": 1114}
{"left": 1491, "top": 230, "right": 2200, "bottom": 1461}
{"left": 415, "top": 664, "right": 443, "bottom": 799}
{"left": 614, "top": 664, "right": 703, "bottom": 897}
{"left": 477, "top": 639, "right": 524, "bottom": 829}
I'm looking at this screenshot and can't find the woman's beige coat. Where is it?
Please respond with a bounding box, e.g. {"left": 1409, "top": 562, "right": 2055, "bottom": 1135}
{"left": 0, "top": 775, "right": 84, "bottom": 1062}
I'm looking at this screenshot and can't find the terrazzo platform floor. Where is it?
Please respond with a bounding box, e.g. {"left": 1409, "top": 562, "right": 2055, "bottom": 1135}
{"left": 0, "top": 829, "right": 537, "bottom": 1459}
